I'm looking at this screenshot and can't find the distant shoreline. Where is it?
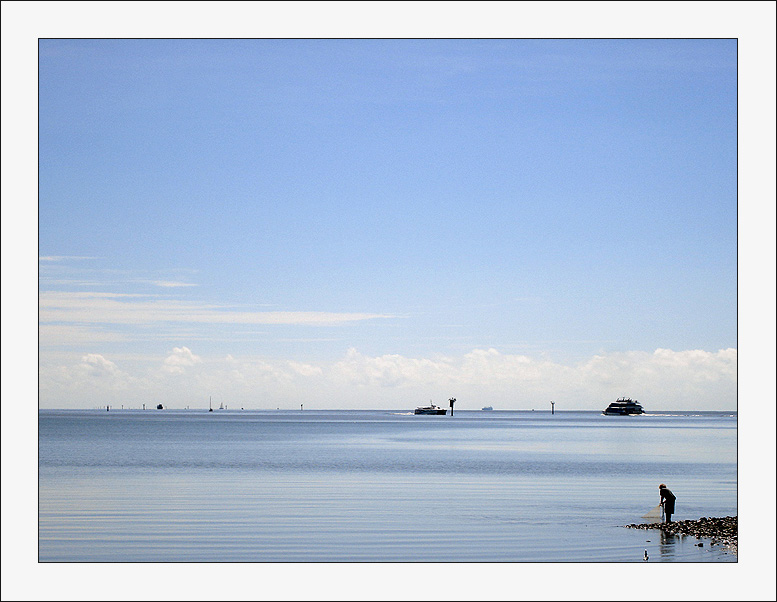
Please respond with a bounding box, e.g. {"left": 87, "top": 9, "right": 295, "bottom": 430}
{"left": 626, "top": 516, "right": 738, "bottom": 555}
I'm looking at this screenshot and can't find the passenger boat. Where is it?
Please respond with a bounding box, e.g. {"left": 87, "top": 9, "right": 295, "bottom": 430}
{"left": 414, "top": 403, "right": 447, "bottom": 415}
{"left": 602, "top": 397, "right": 645, "bottom": 415}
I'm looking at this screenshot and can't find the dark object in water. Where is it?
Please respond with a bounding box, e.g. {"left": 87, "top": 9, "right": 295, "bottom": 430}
{"left": 602, "top": 397, "right": 644, "bottom": 415}
{"left": 156, "top": 404, "right": 163, "bottom": 410}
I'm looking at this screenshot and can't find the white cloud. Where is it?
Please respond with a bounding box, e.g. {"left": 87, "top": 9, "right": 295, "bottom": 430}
{"left": 288, "top": 361, "right": 323, "bottom": 377}
{"left": 460, "top": 348, "right": 565, "bottom": 384}
{"left": 39, "top": 291, "right": 395, "bottom": 327}
{"left": 162, "top": 346, "right": 202, "bottom": 374}
{"left": 38, "top": 347, "right": 737, "bottom": 411}
{"left": 151, "top": 281, "right": 198, "bottom": 288}
{"left": 39, "top": 353, "right": 133, "bottom": 405}
{"left": 332, "top": 348, "right": 454, "bottom": 388}
{"left": 577, "top": 348, "right": 738, "bottom": 394}
{"left": 79, "top": 353, "right": 124, "bottom": 378}
{"left": 38, "top": 256, "right": 97, "bottom": 262}
{"left": 327, "top": 347, "right": 736, "bottom": 409}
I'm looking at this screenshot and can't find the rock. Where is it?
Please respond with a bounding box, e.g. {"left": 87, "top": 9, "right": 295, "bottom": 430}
{"left": 625, "top": 516, "right": 737, "bottom": 555}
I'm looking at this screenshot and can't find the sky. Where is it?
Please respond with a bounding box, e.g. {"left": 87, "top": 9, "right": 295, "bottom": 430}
{"left": 33, "top": 37, "right": 745, "bottom": 410}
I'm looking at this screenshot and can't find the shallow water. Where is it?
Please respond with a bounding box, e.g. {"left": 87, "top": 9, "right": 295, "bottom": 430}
{"left": 38, "top": 409, "right": 737, "bottom": 562}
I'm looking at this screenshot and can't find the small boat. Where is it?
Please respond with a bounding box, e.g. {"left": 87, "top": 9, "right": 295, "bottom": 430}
{"left": 481, "top": 406, "right": 493, "bottom": 411}
{"left": 602, "top": 397, "right": 645, "bottom": 415}
{"left": 414, "top": 402, "right": 447, "bottom": 415}
{"left": 156, "top": 403, "right": 164, "bottom": 410}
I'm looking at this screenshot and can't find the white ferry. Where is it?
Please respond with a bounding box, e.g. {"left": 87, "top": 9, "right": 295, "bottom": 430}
{"left": 414, "top": 403, "right": 447, "bottom": 415}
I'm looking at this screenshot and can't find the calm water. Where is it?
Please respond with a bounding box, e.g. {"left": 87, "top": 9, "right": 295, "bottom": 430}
{"left": 38, "top": 409, "right": 737, "bottom": 562}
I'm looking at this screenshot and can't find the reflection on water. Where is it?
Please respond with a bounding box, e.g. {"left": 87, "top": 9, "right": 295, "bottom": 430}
{"left": 657, "top": 529, "right": 702, "bottom": 562}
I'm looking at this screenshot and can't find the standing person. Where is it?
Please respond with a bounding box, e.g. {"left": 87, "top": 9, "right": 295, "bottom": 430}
{"left": 659, "top": 484, "right": 676, "bottom": 523}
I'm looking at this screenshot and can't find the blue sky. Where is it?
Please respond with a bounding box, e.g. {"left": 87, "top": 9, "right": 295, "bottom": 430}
{"left": 35, "top": 37, "right": 742, "bottom": 410}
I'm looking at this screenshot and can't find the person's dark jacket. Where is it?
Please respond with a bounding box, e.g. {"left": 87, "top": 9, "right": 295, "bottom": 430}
{"left": 660, "top": 488, "right": 676, "bottom": 514}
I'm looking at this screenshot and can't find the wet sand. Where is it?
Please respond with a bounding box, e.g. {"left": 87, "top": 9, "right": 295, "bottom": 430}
{"left": 626, "top": 515, "right": 737, "bottom": 555}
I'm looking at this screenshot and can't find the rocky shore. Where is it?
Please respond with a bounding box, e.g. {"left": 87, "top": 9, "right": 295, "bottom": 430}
{"left": 626, "top": 516, "right": 737, "bottom": 555}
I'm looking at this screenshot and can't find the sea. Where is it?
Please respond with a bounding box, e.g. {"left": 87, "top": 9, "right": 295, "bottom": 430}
{"left": 38, "top": 408, "right": 737, "bottom": 565}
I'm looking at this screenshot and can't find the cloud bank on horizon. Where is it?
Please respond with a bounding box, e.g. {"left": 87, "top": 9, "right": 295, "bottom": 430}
{"left": 39, "top": 344, "right": 736, "bottom": 411}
